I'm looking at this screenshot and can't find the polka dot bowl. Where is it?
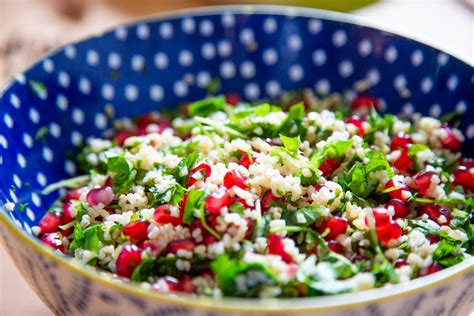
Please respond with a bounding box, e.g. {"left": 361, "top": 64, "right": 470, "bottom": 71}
{"left": 0, "top": 5, "right": 473, "bottom": 316}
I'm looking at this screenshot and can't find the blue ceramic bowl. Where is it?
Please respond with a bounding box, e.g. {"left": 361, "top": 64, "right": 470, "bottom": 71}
{"left": 0, "top": 5, "right": 473, "bottom": 316}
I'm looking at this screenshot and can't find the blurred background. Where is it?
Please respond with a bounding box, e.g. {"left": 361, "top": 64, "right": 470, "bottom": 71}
{"left": 0, "top": 0, "right": 472, "bottom": 315}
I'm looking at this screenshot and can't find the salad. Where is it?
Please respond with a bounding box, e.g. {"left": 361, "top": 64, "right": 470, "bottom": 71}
{"left": 33, "top": 91, "right": 473, "bottom": 298}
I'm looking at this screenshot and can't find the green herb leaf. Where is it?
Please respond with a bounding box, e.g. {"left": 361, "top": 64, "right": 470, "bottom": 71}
{"left": 188, "top": 96, "right": 225, "bottom": 117}
{"left": 279, "top": 134, "right": 300, "bottom": 155}
{"left": 41, "top": 175, "right": 91, "bottom": 195}
{"left": 183, "top": 188, "right": 207, "bottom": 225}
{"left": 229, "top": 202, "right": 246, "bottom": 215}
{"left": 310, "top": 140, "right": 353, "bottom": 168}
{"left": 281, "top": 205, "right": 325, "bottom": 227}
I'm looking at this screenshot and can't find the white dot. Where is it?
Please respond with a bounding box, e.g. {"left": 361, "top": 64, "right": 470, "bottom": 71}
{"left": 289, "top": 65, "right": 304, "bottom": 82}
{"left": 29, "top": 108, "right": 40, "bottom": 124}
{"left": 72, "top": 109, "right": 84, "bottom": 125}
{"left": 378, "top": 98, "right": 387, "bottom": 112}
{"left": 154, "top": 53, "right": 168, "bottom": 69}
{"left": 196, "top": 71, "right": 211, "bottom": 88}
{"left": 265, "top": 80, "right": 281, "bottom": 98}
{"left": 393, "top": 75, "right": 407, "bottom": 90}
{"left": 37, "top": 172, "right": 47, "bottom": 186}
{"left": 102, "top": 84, "right": 115, "bottom": 100}
{"left": 358, "top": 39, "right": 372, "bottom": 57}
{"left": 315, "top": 79, "right": 330, "bottom": 95}
{"left": 26, "top": 208, "right": 35, "bottom": 222}
{"left": 240, "top": 28, "right": 255, "bottom": 44}
{"left": 10, "top": 190, "right": 17, "bottom": 203}
{"left": 13, "top": 174, "right": 21, "bottom": 188}
{"left": 308, "top": 19, "right": 322, "bottom": 34}
{"left": 312, "top": 49, "right": 326, "bottom": 66}
{"left": 244, "top": 83, "right": 260, "bottom": 100}
{"left": 332, "top": 30, "right": 347, "bottom": 47}
{"left": 49, "top": 122, "right": 61, "bottom": 138}
{"left": 0, "top": 135, "right": 7, "bottom": 149}
{"left": 17, "top": 153, "right": 26, "bottom": 168}
{"left": 4, "top": 114, "right": 13, "bottom": 129}
{"left": 201, "top": 43, "right": 216, "bottom": 60}
{"left": 65, "top": 160, "right": 76, "bottom": 175}
{"left": 466, "top": 124, "right": 474, "bottom": 139}
{"left": 263, "top": 18, "right": 277, "bottom": 34}
{"left": 115, "top": 26, "right": 128, "bottom": 40}
{"left": 160, "top": 22, "right": 173, "bottom": 39}
{"left": 56, "top": 94, "right": 68, "bottom": 111}
{"left": 288, "top": 35, "right": 302, "bottom": 51}
{"left": 58, "top": 71, "right": 70, "bottom": 88}
{"left": 240, "top": 61, "right": 256, "bottom": 79}
{"left": 179, "top": 50, "right": 193, "bottom": 67}
{"left": 87, "top": 50, "right": 100, "bottom": 66}
{"left": 182, "top": 18, "right": 196, "bottom": 34}
{"left": 218, "top": 40, "right": 232, "bottom": 57}
{"left": 64, "top": 45, "right": 76, "bottom": 59}
{"left": 447, "top": 75, "right": 458, "bottom": 91}
{"left": 220, "top": 61, "right": 236, "bottom": 79}
{"left": 137, "top": 23, "right": 150, "bottom": 39}
{"left": 200, "top": 20, "right": 214, "bottom": 36}
{"left": 150, "top": 85, "right": 164, "bottom": 101}
{"left": 79, "top": 77, "right": 91, "bottom": 94}
{"left": 125, "top": 84, "right": 139, "bottom": 101}
{"left": 15, "top": 74, "right": 26, "bottom": 84}
{"left": 43, "top": 147, "right": 53, "bottom": 162}
{"left": 263, "top": 48, "right": 278, "bottom": 65}
{"left": 402, "top": 103, "right": 414, "bottom": 116}
{"left": 42, "top": 59, "right": 54, "bottom": 73}
{"left": 131, "top": 55, "right": 145, "bottom": 72}
{"left": 93, "top": 113, "right": 107, "bottom": 129}
{"left": 174, "top": 81, "right": 188, "bottom": 97}
{"left": 429, "top": 104, "right": 441, "bottom": 117}
{"left": 32, "top": 193, "right": 41, "bottom": 207}
{"left": 338, "top": 60, "right": 353, "bottom": 78}
{"left": 437, "top": 53, "right": 449, "bottom": 66}
{"left": 71, "top": 131, "right": 83, "bottom": 146}
{"left": 23, "top": 133, "right": 33, "bottom": 148}
{"left": 108, "top": 53, "right": 121, "bottom": 69}
{"left": 367, "top": 69, "right": 380, "bottom": 85}
{"left": 411, "top": 50, "right": 424, "bottom": 67}
{"left": 456, "top": 101, "right": 467, "bottom": 113}
{"left": 421, "top": 77, "right": 433, "bottom": 93}
{"left": 385, "top": 46, "right": 398, "bottom": 63}
{"left": 10, "top": 94, "right": 20, "bottom": 109}
{"left": 222, "top": 13, "right": 235, "bottom": 27}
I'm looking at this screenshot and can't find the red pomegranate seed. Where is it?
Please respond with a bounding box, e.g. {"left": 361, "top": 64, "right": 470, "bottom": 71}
{"left": 391, "top": 133, "right": 412, "bottom": 151}
{"left": 139, "top": 240, "right": 159, "bottom": 257}
{"left": 39, "top": 213, "right": 62, "bottom": 233}
{"left": 153, "top": 276, "right": 180, "bottom": 292}
{"left": 453, "top": 167, "right": 474, "bottom": 191}
{"left": 205, "top": 187, "right": 231, "bottom": 215}
{"left": 62, "top": 203, "right": 75, "bottom": 224}
{"left": 116, "top": 245, "right": 142, "bottom": 278}
{"left": 412, "top": 172, "right": 435, "bottom": 195}
{"left": 319, "top": 158, "right": 340, "bottom": 177}
{"left": 267, "top": 234, "right": 293, "bottom": 263}
{"left": 423, "top": 264, "right": 443, "bottom": 276}
{"left": 393, "top": 148, "right": 414, "bottom": 172}
{"left": 351, "top": 95, "right": 380, "bottom": 111}
{"left": 261, "top": 190, "right": 282, "bottom": 212}
{"left": 312, "top": 184, "right": 324, "bottom": 192}
{"left": 461, "top": 158, "right": 474, "bottom": 168}
{"left": 223, "top": 170, "right": 247, "bottom": 189}
{"left": 318, "top": 217, "right": 348, "bottom": 240}
{"left": 346, "top": 115, "right": 365, "bottom": 136}
{"left": 178, "top": 275, "right": 196, "bottom": 293}
{"left": 376, "top": 222, "right": 402, "bottom": 245}
{"left": 386, "top": 199, "right": 409, "bottom": 219}
{"left": 154, "top": 204, "right": 182, "bottom": 226}
{"left": 188, "top": 163, "right": 212, "bottom": 187}
{"left": 385, "top": 179, "right": 411, "bottom": 202}
{"left": 123, "top": 220, "right": 150, "bottom": 241}
{"left": 86, "top": 186, "right": 115, "bottom": 207}
{"left": 40, "top": 232, "right": 64, "bottom": 251}
{"left": 225, "top": 93, "right": 241, "bottom": 106}
{"left": 239, "top": 152, "right": 255, "bottom": 169}
{"left": 395, "top": 259, "right": 408, "bottom": 268}
{"left": 365, "top": 208, "right": 391, "bottom": 228}
{"left": 203, "top": 234, "right": 218, "bottom": 246}
{"left": 327, "top": 240, "right": 344, "bottom": 254}
{"left": 166, "top": 238, "right": 195, "bottom": 254}
{"left": 420, "top": 204, "right": 451, "bottom": 225}
{"left": 426, "top": 234, "right": 440, "bottom": 244}
{"left": 115, "top": 130, "right": 135, "bottom": 146}
{"left": 244, "top": 217, "right": 254, "bottom": 240}
{"left": 440, "top": 126, "right": 462, "bottom": 152}
{"left": 64, "top": 188, "right": 84, "bottom": 202}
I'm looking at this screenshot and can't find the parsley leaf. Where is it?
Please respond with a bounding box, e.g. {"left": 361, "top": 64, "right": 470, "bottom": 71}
{"left": 183, "top": 188, "right": 207, "bottom": 225}
{"left": 281, "top": 205, "right": 325, "bottom": 227}
{"left": 310, "top": 140, "right": 353, "bottom": 168}
{"left": 107, "top": 155, "right": 136, "bottom": 194}
{"left": 279, "top": 134, "right": 300, "bottom": 155}
{"left": 188, "top": 96, "right": 225, "bottom": 117}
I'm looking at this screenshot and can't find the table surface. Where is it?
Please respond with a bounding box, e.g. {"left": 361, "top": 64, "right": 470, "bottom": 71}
{"left": 0, "top": 0, "right": 472, "bottom": 315}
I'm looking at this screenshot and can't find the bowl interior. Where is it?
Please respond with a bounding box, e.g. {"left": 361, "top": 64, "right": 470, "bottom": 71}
{"left": 0, "top": 6, "right": 472, "bottom": 241}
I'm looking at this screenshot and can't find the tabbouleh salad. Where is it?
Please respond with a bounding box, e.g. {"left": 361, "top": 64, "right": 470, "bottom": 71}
{"left": 31, "top": 90, "right": 473, "bottom": 298}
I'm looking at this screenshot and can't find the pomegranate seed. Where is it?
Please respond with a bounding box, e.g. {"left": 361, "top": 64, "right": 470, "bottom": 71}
{"left": 116, "top": 245, "right": 142, "bottom": 278}
{"left": 40, "top": 233, "right": 64, "bottom": 251}
{"left": 39, "top": 213, "right": 62, "bottom": 233}
{"left": 376, "top": 222, "right": 402, "bottom": 245}
{"left": 312, "top": 184, "right": 324, "bottom": 192}
{"left": 244, "top": 217, "right": 254, "bottom": 240}
{"left": 139, "top": 240, "right": 159, "bottom": 257}
{"left": 453, "top": 167, "right": 474, "bottom": 191}
{"left": 351, "top": 96, "right": 380, "bottom": 111}
{"left": 395, "top": 259, "right": 408, "bottom": 268}
{"left": 225, "top": 93, "right": 241, "bottom": 106}
{"left": 223, "top": 170, "right": 247, "bottom": 189}
{"left": 386, "top": 199, "right": 409, "bottom": 218}
{"left": 461, "top": 158, "right": 474, "bottom": 168}
{"left": 115, "top": 130, "right": 135, "bottom": 146}
{"left": 153, "top": 276, "right": 180, "bottom": 292}
{"left": 412, "top": 172, "right": 435, "bottom": 195}
{"left": 188, "top": 163, "right": 212, "bottom": 187}
{"left": 166, "top": 238, "right": 195, "bottom": 254}
{"left": 154, "top": 204, "right": 182, "bottom": 226}
{"left": 391, "top": 133, "right": 412, "bottom": 151}
{"left": 205, "top": 187, "right": 231, "bottom": 215}
{"left": 261, "top": 190, "right": 282, "bottom": 212}
{"left": 64, "top": 188, "right": 84, "bottom": 202}
{"left": 440, "top": 126, "right": 462, "bottom": 152}
{"left": 123, "top": 220, "right": 150, "bottom": 241}
{"left": 393, "top": 148, "right": 414, "bottom": 172}
{"left": 346, "top": 115, "right": 365, "bottom": 136}
{"left": 426, "top": 234, "right": 440, "bottom": 244}
{"left": 385, "top": 179, "right": 411, "bottom": 202}
{"left": 420, "top": 204, "right": 451, "bottom": 225}
{"left": 62, "top": 203, "right": 75, "bottom": 224}
{"left": 86, "top": 187, "right": 114, "bottom": 207}
{"left": 327, "top": 240, "right": 344, "bottom": 254}
{"left": 203, "top": 234, "right": 218, "bottom": 246}
{"left": 318, "top": 217, "right": 348, "bottom": 240}
{"left": 239, "top": 152, "right": 255, "bottom": 169}
{"left": 319, "top": 158, "right": 340, "bottom": 177}
{"left": 178, "top": 275, "right": 196, "bottom": 293}
{"left": 267, "top": 234, "right": 293, "bottom": 263}
{"left": 423, "top": 264, "right": 443, "bottom": 276}
{"left": 365, "top": 208, "right": 391, "bottom": 227}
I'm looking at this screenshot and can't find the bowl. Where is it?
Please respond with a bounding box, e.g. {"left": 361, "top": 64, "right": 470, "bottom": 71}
{"left": 0, "top": 5, "right": 473, "bottom": 316}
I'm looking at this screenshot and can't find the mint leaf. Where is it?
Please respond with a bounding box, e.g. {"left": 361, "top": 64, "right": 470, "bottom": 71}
{"left": 281, "top": 205, "right": 325, "bottom": 227}
{"left": 183, "top": 188, "right": 206, "bottom": 225}
{"left": 279, "top": 134, "right": 300, "bottom": 155}
{"left": 310, "top": 140, "right": 353, "bottom": 168}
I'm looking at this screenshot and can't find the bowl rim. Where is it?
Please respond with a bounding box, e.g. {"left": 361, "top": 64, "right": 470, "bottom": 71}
{"left": 1, "top": 4, "right": 473, "bottom": 313}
